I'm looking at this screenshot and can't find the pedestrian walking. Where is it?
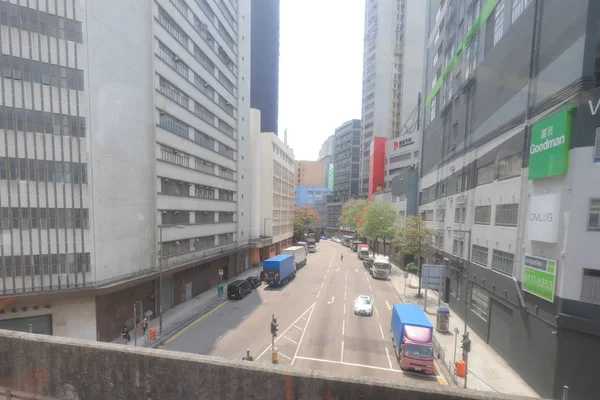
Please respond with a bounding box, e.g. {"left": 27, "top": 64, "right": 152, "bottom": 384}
{"left": 141, "top": 316, "right": 148, "bottom": 336}
{"left": 121, "top": 325, "right": 130, "bottom": 345}
{"left": 341, "top": 254, "right": 344, "bottom": 262}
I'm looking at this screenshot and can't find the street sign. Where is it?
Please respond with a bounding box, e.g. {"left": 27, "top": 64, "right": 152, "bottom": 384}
{"left": 522, "top": 254, "right": 557, "bottom": 303}
{"left": 218, "top": 269, "right": 224, "bottom": 276}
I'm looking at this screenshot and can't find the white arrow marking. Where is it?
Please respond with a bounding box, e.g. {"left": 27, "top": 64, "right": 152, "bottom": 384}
{"left": 354, "top": 268, "right": 358, "bottom": 273}
{"left": 335, "top": 267, "right": 340, "bottom": 272}
{"left": 327, "top": 296, "right": 335, "bottom": 305}
{"left": 385, "top": 300, "right": 392, "bottom": 310}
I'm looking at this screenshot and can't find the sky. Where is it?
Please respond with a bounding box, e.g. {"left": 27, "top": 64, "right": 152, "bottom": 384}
{"left": 277, "top": 0, "right": 365, "bottom": 161}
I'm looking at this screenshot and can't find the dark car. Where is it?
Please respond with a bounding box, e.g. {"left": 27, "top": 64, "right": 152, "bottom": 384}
{"left": 246, "top": 276, "right": 262, "bottom": 289}
{"left": 227, "top": 279, "right": 252, "bottom": 300}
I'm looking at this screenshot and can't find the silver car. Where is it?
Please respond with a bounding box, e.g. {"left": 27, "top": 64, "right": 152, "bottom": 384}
{"left": 354, "top": 295, "right": 373, "bottom": 316}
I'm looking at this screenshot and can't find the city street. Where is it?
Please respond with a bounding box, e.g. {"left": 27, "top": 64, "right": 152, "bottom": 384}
{"left": 161, "top": 241, "right": 444, "bottom": 386}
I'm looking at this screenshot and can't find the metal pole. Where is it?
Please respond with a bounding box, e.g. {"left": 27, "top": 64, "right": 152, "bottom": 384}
{"left": 463, "top": 230, "right": 472, "bottom": 336}
{"left": 29, "top": 324, "right": 32, "bottom": 333}
{"left": 159, "top": 225, "right": 163, "bottom": 334}
{"left": 562, "top": 385, "right": 569, "bottom": 400}
{"left": 423, "top": 269, "right": 428, "bottom": 313}
{"left": 453, "top": 328, "right": 458, "bottom": 364}
{"left": 463, "top": 334, "right": 469, "bottom": 389}
{"left": 133, "top": 302, "right": 137, "bottom": 347}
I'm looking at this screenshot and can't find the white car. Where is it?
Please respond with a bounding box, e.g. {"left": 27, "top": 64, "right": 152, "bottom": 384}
{"left": 354, "top": 295, "right": 373, "bottom": 316}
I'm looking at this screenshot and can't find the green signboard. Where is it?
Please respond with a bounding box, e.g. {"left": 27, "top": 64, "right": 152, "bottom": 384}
{"left": 528, "top": 107, "right": 574, "bottom": 180}
{"left": 522, "top": 254, "right": 557, "bottom": 303}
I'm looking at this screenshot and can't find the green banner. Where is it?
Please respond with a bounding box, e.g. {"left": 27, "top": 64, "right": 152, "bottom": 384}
{"left": 528, "top": 107, "right": 574, "bottom": 180}
{"left": 522, "top": 255, "right": 557, "bottom": 303}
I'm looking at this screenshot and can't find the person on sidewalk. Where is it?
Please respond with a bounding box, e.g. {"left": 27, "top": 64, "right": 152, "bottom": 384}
{"left": 141, "top": 316, "right": 148, "bottom": 336}
{"left": 121, "top": 326, "right": 130, "bottom": 345}
{"left": 341, "top": 254, "right": 344, "bottom": 262}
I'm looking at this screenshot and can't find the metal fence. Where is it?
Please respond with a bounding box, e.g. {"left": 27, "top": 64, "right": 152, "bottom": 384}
{"left": 432, "top": 334, "right": 458, "bottom": 384}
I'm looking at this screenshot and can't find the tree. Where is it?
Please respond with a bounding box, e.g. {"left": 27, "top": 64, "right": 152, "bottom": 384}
{"left": 404, "top": 262, "right": 418, "bottom": 287}
{"left": 339, "top": 198, "right": 368, "bottom": 236}
{"left": 294, "top": 208, "right": 320, "bottom": 240}
{"left": 358, "top": 202, "right": 397, "bottom": 256}
{"left": 393, "top": 216, "right": 435, "bottom": 297}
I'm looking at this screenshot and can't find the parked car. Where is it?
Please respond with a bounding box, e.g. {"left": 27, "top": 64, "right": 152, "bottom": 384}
{"left": 246, "top": 276, "right": 262, "bottom": 289}
{"left": 227, "top": 279, "right": 252, "bottom": 300}
{"left": 354, "top": 295, "right": 374, "bottom": 316}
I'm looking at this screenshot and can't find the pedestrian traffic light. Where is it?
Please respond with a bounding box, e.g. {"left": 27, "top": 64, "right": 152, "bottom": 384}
{"left": 271, "top": 319, "right": 279, "bottom": 337}
{"left": 461, "top": 334, "right": 471, "bottom": 353}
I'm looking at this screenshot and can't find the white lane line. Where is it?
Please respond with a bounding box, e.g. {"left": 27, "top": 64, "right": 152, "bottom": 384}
{"left": 293, "top": 325, "right": 303, "bottom": 331}
{"left": 344, "top": 291, "right": 347, "bottom": 300}
{"left": 385, "top": 300, "right": 392, "bottom": 310}
{"left": 283, "top": 335, "right": 298, "bottom": 345}
{"left": 257, "top": 303, "right": 315, "bottom": 360}
{"left": 216, "top": 335, "right": 223, "bottom": 342}
{"left": 242, "top": 314, "right": 248, "bottom": 320}
{"left": 344, "top": 282, "right": 347, "bottom": 291}
{"left": 317, "top": 289, "right": 321, "bottom": 298}
{"left": 278, "top": 352, "right": 292, "bottom": 360}
{"left": 321, "top": 281, "right": 325, "bottom": 288}
{"left": 342, "top": 320, "right": 345, "bottom": 336}
{"left": 294, "top": 356, "right": 403, "bottom": 373}
{"left": 291, "top": 301, "right": 317, "bottom": 366}
{"left": 341, "top": 340, "right": 345, "bottom": 362}
{"left": 378, "top": 323, "right": 385, "bottom": 340}
{"left": 368, "top": 284, "right": 372, "bottom": 292}
{"left": 374, "top": 306, "right": 380, "bottom": 318}
{"left": 343, "top": 303, "right": 346, "bottom": 315}
{"left": 385, "top": 347, "right": 393, "bottom": 370}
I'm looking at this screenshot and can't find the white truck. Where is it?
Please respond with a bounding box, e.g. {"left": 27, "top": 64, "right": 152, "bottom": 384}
{"left": 282, "top": 246, "right": 307, "bottom": 270}
{"left": 371, "top": 255, "right": 391, "bottom": 280}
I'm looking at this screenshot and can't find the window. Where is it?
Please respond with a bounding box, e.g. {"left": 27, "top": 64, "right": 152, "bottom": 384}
{"left": 218, "top": 21, "right": 236, "bottom": 52}
{"left": 0, "top": 207, "right": 89, "bottom": 229}
{"left": 435, "top": 233, "right": 444, "bottom": 249}
{"left": 160, "top": 146, "right": 189, "bottom": 167}
{"left": 493, "top": 0, "right": 505, "bottom": 45}
{"left": 471, "top": 286, "right": 489, "bottom": 321}
{"left": 390, "top": 153, "right": 411, "bottom": 164}
{"left": 492, "top": 249, "right": 514, "bottom": 276}
{"left": 217, "top": 143, "right": 234, "bottom": 159}
{"left": 194, "top": 185, "right": 215, "bottom": 199}
{"left": 472, "top": 245, "right": 488, "bottom": 266}
{"left": 594, "top": 128, "right": 600, "bottom": 162}
{"left": 161, "top": 179, "right": 186, "bottom": 196}
{"left": 498, "top": 153, "right": 521, "bottom": 179}
{"left": 161, "top": 210, "right": 189, "bottom": 225}
{"left": 158, "top": 42, "right": 188, "bottom": 78}
{"left": 219, "top": 212, "right": 234, "bottom": 223}
{"left": 476, "top": 163, "right": 495, "bottom": 185}
{"left": 454, "top": 207, "right": 460, "bottom": 223}
{"left": 193, "top": 74, "right": 215, "bottom": 99}
{"left": 426, "top": 210, "right": 434, "bottom": 221}
{"left": 195, "top": 159, "right": 215, "bottom": 175}
{"left": 170, "top": 0, "right": 188, "bottom": 16}
{"left": 452, "top": 239, "right": 460, "bottom": 255}
{"left": 0, "top": 157, "right": 87, "bottom": 184}
{"left": 511, "top": 0, "right": 530, "bottom": 24}
{"left": 195, "top": 211, "right": 215, "bottom": 224}
{"left": 582, "top": 269, "right": 600, "bottom": 304}
{"left": 495, "top": 204, "right": 518, "bottom": 227}
{"left": 2, "top": 55, "right": 84, "bottom": 91}
{"left": 218, "top": 232, "right": 235, "bottom": 245}
{"left": 194, "top": 47, "right": 215, "bottom": 74}
{"left": 194, "top": 235, "right": 215, "bottom": 250}
{"left": 218, "top": 120, "right": 235, "bottom": 138}
{"left": 159, "top": 111, "right": 189, "bottom": 139}
{"left": 159, "top": 77, "right": 189, "bottom": 108}
{"left": 218, "top": 72, "right": 235, "bottom": 95}
{"left": 430, "top": 95, "right": 437, "bottom": 121}
{"left": 194, "top": 130, "right": 215, "bottom": 150}
{"left": 436, "top": 208, "right": 445, "bottom": 222}
{"left": 162, "top": 240, "right": 191, "bottom": 257}
{"left": 461, "top": 207, "right": 466, "bottom": 223}
{"left": 588, "top": 198, "right": 600, "bottom": 231}
{"left": 158, "top": 7, "right": 188, "bottom": 47}
{"left": 218, "top": 96, "right": 235, "bottom": 117}
{"left": 474, "top": 205, "right": 491, "bottom": 225}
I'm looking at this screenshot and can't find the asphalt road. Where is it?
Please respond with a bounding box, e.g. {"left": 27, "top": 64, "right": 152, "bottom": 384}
{"left": 161, "top": 241, "right": 443, "bottom": 386}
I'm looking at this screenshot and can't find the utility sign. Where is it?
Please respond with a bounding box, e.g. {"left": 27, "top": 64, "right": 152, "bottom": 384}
{"left": 218, "top": 269, "right": 224, "bottom": 276}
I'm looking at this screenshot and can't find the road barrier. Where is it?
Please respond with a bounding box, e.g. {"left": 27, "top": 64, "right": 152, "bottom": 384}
{"left": 149, "top": 327, "right": 156, "bottom": 341}
{"left": 432, "top": 334, "right": 458, "bottom": 384}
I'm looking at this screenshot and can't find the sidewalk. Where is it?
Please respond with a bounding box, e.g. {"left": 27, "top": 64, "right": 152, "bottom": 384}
{"left": 387, "top": 264, "right": 540, "bottom": 398}
{"left": 111, "top": 267, "right": 261, "bottom": 348}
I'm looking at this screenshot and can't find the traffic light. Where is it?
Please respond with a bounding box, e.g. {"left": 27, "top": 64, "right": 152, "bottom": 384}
{"left": 271, "top": 319, "right": 279, "bottom": 337}
{"left": 461, "top": 334, "right": 471, "bottom": 353}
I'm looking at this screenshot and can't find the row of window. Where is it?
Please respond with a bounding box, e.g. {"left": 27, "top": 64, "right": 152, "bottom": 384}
{"left": 0, "top": 253, "right": 91, "bottom": 278}
{"left": 470, "top": 244, "right": 515, "bottom": 276}
{"left": 160, "top": 210, "right": 235, "bottom": 225}
{"left": 477, "top": 154, "right": 521, "bottom": 185}
{"left": 158, "top": 111, "right": 235, "bottom": 160}
{"left": 159, "top": 145, "right": 235, "bottom": 181}
{"left": 0, "top": 105, "right": 85, "bottom": 137}
{"left": 1, "top": 207, "right": 89, "bottom": 230}
{"left": 0, "top": 1, "right": 83, "bottom": 43}
{"left": 159, "top": 177, "right": 235, "bottom": 202}
{"left": 474, "top": 204, "right": 519, "bottom": 227}
{"left": 2, "top": 54, "right": 84, "bottom": 91}
{"left": 158, "top": 77, "right": 236, "bottom": 141}
{"left": 0, "top": 157, "right": 87, "bottom": 184}
{"left": 162, "top": 232, "right": 235, "bottom": 257}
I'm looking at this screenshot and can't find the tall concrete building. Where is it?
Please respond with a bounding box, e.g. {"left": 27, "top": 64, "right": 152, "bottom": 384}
{"left": 250, "top": 0, "right": 279, "bottom": 135}
{"left": 249, "top": 109, "right": 294, "bottom": 262}
{"left": 318, "top": 135, "right": 335, "bottom": 189}
{"left": 0, "top": 0, "right": 251, "bottom": 342}
{"left": 326, "top": 120, "right": 361, "bottom": 231}
{"left": 359, "top": 0, "right": 427, "bottom": 195}
{"left": 420, "top": 1, "right": 600, "bottom": 398}
{"left": 293, "top": 160, "right": 323, "bottom": 187}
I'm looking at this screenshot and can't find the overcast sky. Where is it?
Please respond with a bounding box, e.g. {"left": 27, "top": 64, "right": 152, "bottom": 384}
{"left": 277, "top": 0, "right": 365, "bottom": 161}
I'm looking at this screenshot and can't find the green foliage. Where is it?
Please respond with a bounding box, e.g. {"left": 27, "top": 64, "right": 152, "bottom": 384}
{"left": 339, "top": 198, "right": 368, "bottom": 231}
{"left": 294, "top": 208, "right": 320, "bottom": 239}
{"left": 405, "top": 262, "right": 418, "bottom": 275}
{"left": 358, "top": 202, "right": 397, "bottom": 242}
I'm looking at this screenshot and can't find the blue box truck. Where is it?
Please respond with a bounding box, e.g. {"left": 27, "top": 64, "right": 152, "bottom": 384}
{"left": 263, "top": 254, "right": 296, "bottom": 286}
{"left": 390, "top": 303, "right": 434, "bottom": 374}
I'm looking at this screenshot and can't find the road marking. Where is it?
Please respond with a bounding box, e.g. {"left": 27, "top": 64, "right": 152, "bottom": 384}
{"left": 159, "top": 300, "right": 230, "bottom": 347}
{"left": 321, "top": 281, "right": 325, "bottom": 288}
{"left": 385, "top": 347, "right": 393, "bottom": 370}
{"left": 317, "top": 290, "right": 321, "bottom": 298}
{"left": 293, "top": 325, "right": 303, "bottom": 331}
{"left": 344, "top": 292, "right": 347, "bottom": 300}
{"left": 378, "top": 323, "right": 385, "bottom": 340}
{"left": 343, "top": 303, "right": 346, "bottom": 315}
{"left": 327, "top": 296, "right": 335, "bottom": 305}
{"left": 283, "top": 335, "right": 298, "bottom": 345}
{"left": 242, "top": 314, "right": 248, "bottom": 320}
{"left": 262, "top": 300, "right": 266, "bottom": 304}
{"left": 368, "top": 284, "right": 372, "bottom": 292}
{"left": 256, "top": 303, "right": 315, "bottom": 360}
{"left": 216, "top": 335, "right": 223, "bottom": 342}
{"left": 294, "top": 356, "right": 401, "bottom": 373}
{"left": 335, "top": 267, "right": 340, "bottom": 272}
{"left": 291, "top": 300, "right": 317, "bottom": 366}
{"left": 374, "top": 306, "right": 379, "bottom": 317}
{"left": 344, "top": 282, "right": 347, "bottom": 291}
{"left": 342, "top": 320, "right": 345, "bottom": 336}
{"left": 341, "top": 340, "right": 345, "bottom": 362}
{"left": 385, "top": 300, "right": 392, "bottom": 310}
{"left": 278, "top": 352, "right": 292, "bottom": 360}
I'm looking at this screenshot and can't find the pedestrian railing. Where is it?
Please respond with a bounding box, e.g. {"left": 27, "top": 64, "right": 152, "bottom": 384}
{"left": 432, "top": 335, "right": 458, "bottom": 385}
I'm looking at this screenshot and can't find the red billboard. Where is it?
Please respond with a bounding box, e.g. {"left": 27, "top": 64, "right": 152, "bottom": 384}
{"left": 368, "top": 136, "right": 386, "bottom": 201}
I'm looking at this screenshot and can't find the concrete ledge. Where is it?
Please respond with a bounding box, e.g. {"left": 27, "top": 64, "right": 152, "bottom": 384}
{"left": 0, "top": 330, "right": 539, "bottom": 400}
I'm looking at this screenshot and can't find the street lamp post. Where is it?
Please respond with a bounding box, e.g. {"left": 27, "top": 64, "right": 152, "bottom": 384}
{"left": 158, "top": 222, "right": 185, "bottom": 335}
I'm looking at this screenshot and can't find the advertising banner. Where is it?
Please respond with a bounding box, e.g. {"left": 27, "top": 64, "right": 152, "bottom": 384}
{"left": 528, "top": 107, "right": 574, "bottom": 180}
{"left": 528, "top": 193, "right": 561, "bottom": 243}
{"left": 522, "top": 254, "right": 558, "bottom": 303}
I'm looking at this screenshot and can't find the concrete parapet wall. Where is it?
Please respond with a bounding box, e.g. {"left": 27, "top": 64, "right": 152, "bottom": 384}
{"left": 0, "top": 330, "right": 538, "bottom": 400}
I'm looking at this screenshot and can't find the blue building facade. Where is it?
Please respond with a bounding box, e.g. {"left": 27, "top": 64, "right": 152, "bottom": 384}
{"left": 294, "top": 185, "right": 332, "bottom": 207}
